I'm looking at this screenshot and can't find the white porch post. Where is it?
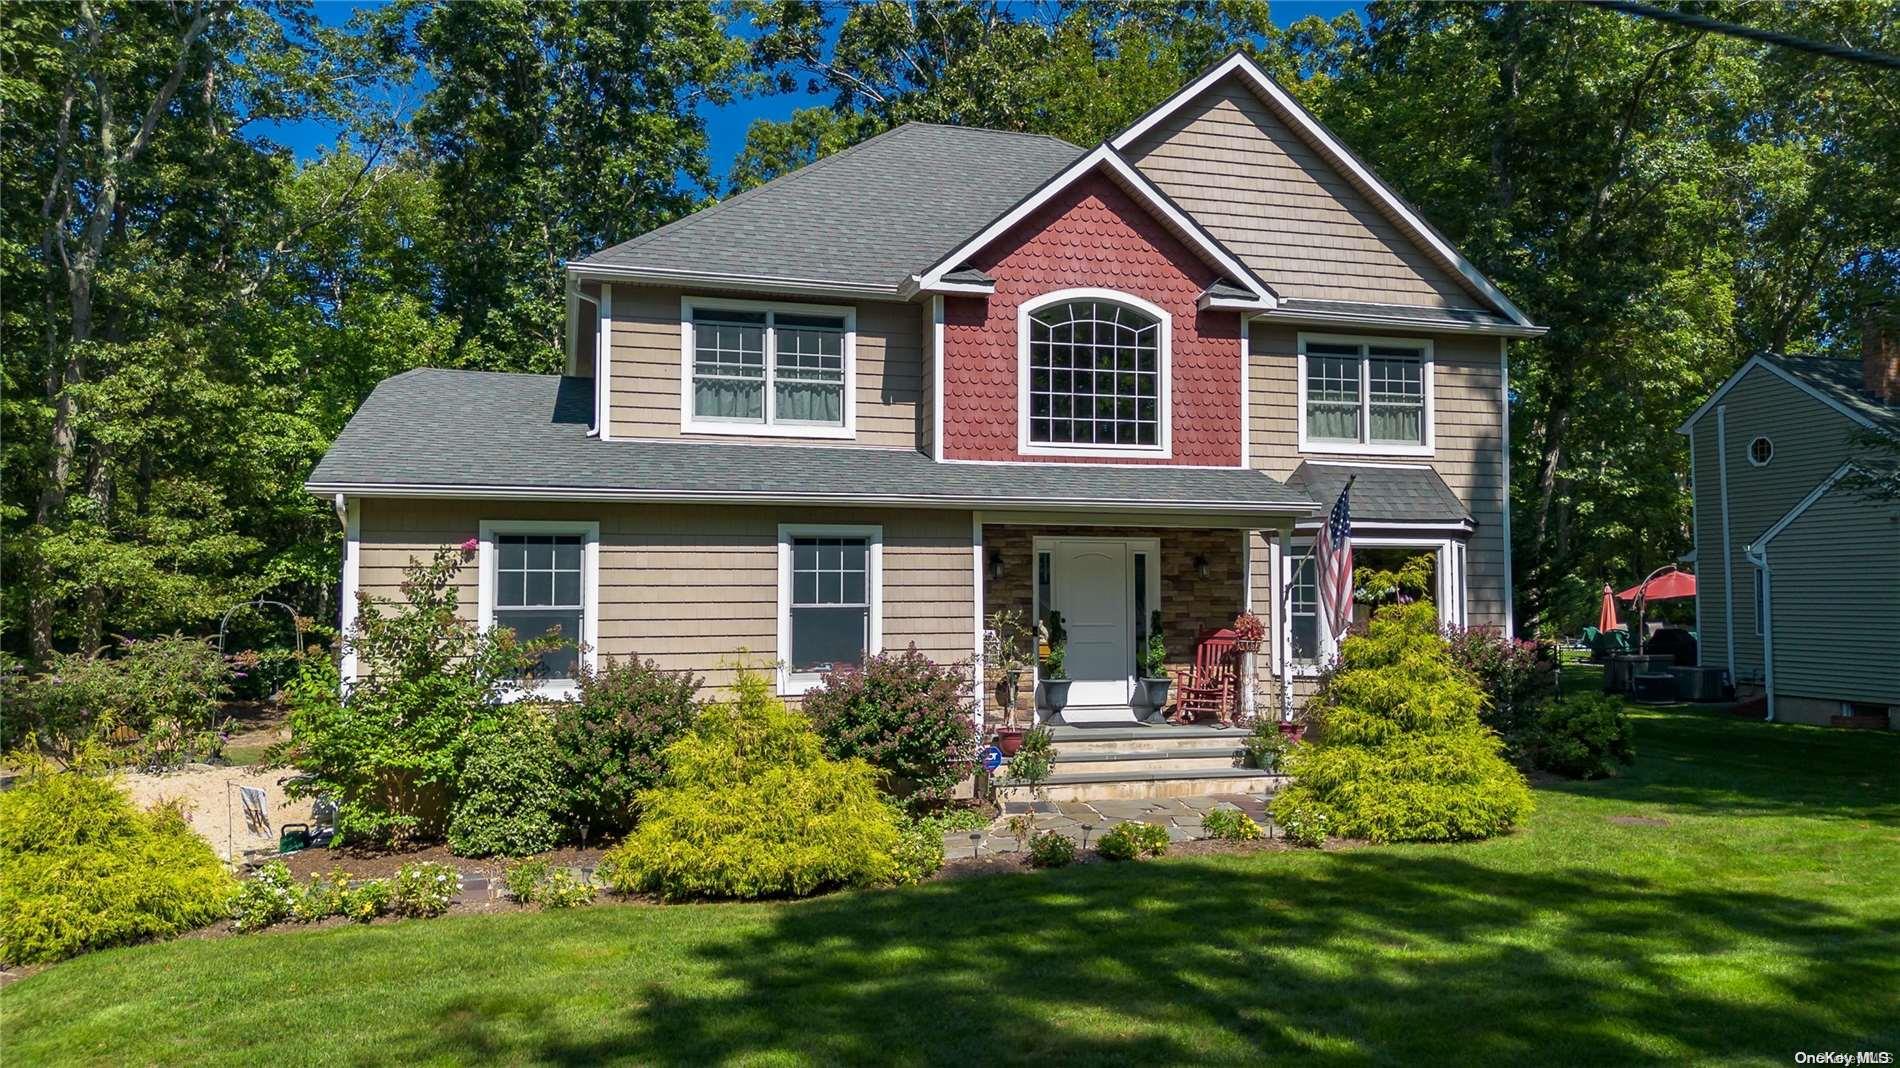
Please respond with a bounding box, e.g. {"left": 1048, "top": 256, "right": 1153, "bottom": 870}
{"left": 971, "top": 511, "right": 986, "bottom": 731}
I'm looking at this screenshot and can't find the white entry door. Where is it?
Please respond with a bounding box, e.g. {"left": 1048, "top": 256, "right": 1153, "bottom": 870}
{"left": 1052, "top": 540, "right": 1134, "bottom": 711}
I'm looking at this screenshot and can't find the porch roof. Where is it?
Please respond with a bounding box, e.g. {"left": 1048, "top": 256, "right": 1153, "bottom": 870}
{"left": 308, "top": 369, "right": 1317, "bottom": 516}
{"left": 1286, "top": 462, "right": 1473, "bottom": 527}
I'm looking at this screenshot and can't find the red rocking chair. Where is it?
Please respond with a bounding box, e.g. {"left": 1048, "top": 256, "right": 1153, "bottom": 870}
{"left": 1169, "top": 628, "right": 1241, "bottom": 725}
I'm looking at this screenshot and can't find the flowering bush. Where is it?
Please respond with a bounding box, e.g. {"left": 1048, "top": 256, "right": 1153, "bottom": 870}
{"left": 391, "top": 862, "right": 460, "bottom": 917}
{"left": 1276, "top": 603, "right": 1533, "bottom": 844}
{"left": 1200, "top": 807, "right": 1263, "bottom": 841}
{"left": 7, "top": 635, "right": 231, "bottom": 765}
{"left": 553, "top": 656, "right": 702, "bottom": 838}
{"left": 282, "top": 547, "right": 546, "bottom": 846}
{"left": 232, "top": 861, "right": 298, "bottom": 932}
{"left": 1444, "top": 624, "right": 1557, "bottom": 738}
{"left": 801, "top": 646, "right": 980, "bottom": 811}
{"left": 340, "top": 878, "right": 392, "bottom": 922}
{"left": 1028, "top": 829, "right": 1077, "bottom": 868}
{"left": 292, "top": 869, "right": 352, "bottom": 923}
{"left": 1098, "top": 822, "right": 1169, "bottom": 860}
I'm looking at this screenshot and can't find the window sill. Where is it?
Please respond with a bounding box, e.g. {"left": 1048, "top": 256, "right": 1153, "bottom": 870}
{"left": 1018, "top": 441, "right": 1172, "bottom": 460}
{"left": 778, "top": 672, "right": 826, "bottom": 696}
{"left": 1298, "top": 440, "right": 1433, "bottom": 458}
{"left": 683, "top": 418, "right": 854, "bottom": 440}
{"left": 500, "top": 681, "right": 579, "bottom": 703}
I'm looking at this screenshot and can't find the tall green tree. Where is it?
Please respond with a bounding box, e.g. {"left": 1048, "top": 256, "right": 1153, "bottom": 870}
{"left": 395, "top": 0, "right": 749, "bottom": 368}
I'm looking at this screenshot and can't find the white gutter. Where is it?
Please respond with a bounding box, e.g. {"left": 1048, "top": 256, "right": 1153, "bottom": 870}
{"left": 1744, "top": 544, "right": 1774, "bottom": 721}
{"left": 565, "top": 263, "right": 908, "bottom": 303}
{"left": 1250, "top": 307, "right": 1547, "bottom": 339}
{"left": 1500, "top": 336, "right": 1515, "bottom": 637}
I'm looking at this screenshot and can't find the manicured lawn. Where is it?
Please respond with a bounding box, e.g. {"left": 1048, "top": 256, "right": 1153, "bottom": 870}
{"left": 6, "top": 678, "right": 1897, "bottom": 1066}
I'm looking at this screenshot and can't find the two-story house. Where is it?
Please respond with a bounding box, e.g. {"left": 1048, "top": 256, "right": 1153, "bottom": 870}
{"left": 1677, "top": 337, "right": 1900, "bottom": 728}
{"left": 309, "top": 54, "right": 1545, "bottom": 777}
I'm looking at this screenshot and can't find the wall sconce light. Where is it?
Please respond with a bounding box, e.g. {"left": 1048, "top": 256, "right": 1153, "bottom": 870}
{"left": 988, "top": 552, "right": 1005, "bottom": 581}
{"left": 1193, "top": 554, "right": 1211, "bottom": 580}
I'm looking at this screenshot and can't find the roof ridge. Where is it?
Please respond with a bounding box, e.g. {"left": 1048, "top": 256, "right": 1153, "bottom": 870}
{"left": 888, "top": 120, "right": 1083, "bottom": 149}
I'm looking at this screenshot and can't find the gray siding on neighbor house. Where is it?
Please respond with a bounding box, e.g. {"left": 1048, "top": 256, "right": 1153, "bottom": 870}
{"left": 1688, "top": 365, "right": 1864, "bottom": 683}
{"left": 1760, "top": 485, "right": 1900, "bottom": 708}
{"left": 1124, "top": 79, "right": 1486, "bottom": 310}
{"left": 1248, "top": 322, "right": 1509, "bottom": 628}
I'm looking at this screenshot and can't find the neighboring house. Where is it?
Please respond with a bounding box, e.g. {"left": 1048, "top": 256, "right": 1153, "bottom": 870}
{"left": 1677, "top": 336, "right": 1900, "bottom": 727}
{"left": 308, "top": 53, "right": 1544, "bottom": 766}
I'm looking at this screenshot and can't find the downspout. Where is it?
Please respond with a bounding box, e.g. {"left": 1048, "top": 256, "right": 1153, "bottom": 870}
{"left": 1745, "top": 543, "right": 1774, "bottom": 721}
{"left": 1716, "top": 405, "right": 1736, "bottom": 688}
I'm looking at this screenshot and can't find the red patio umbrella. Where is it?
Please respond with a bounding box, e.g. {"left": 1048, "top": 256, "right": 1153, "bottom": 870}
{"left": 1617, "top": 567, "right": 1696, "bottom": 602}
{"left": 1597, "top": 584, "right": 1620, "bottom": 633}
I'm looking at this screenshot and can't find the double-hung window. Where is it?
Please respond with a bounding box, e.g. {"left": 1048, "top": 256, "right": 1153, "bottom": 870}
{"left": 1299, "top": 335, "right": 1432, "bottom": 453}
{"left": 478, "top": 521, "right": 599, "bottom": 695}
{"left": 685, "top": 299, "right": 853, "bottom": 436}
{"left": 1289, "top": 554, "right": 1320, "bottom": 664}
{"left": 778, "top": 525, "right": 882, "bottom": 694}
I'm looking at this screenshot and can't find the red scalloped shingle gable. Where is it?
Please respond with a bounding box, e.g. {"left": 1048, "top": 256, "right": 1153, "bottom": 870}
{"left": 941, "top": 171, "right": 1243, "bottom": 465}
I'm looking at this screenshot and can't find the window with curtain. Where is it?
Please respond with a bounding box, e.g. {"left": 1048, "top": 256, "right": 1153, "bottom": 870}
{"left": 1290, "top": 555, "right": 1319, "bottom": 662}
{"left": 1303, "top": 338, "right": 1428, "bottom": 447}
{"left": 1027, "top": 299, "right": 1161, "bottom": 447}
{"left": 691, "top": 307, "right": 845, "bottom": 427}
{"left": 495, "top": 533, "right": 585, "bottom": 681}
{"left": 790, "top": 536, "right": 870, "bottom": 672}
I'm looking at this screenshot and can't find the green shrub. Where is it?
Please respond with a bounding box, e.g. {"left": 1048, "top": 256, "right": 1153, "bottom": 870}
{"left": 1274, "top": 603, "right": 1533, "bottom": 844}
{"left": 503, "top": 858, "right": 550, "bottom": 903}
{"left": 340, "top": 878, "right": 392, "bottom": 922}
{"left": 0, "top": 766, "right": 236, "bottom": 964}
{"left": 909, "top": 807, "right": 986, "bottom": 837}
{"left": 232, "top": 861, "right": 298, "bottom": 931}
{"left": 1097, "top": 822, "right": 1169, "bottom": 861}
{"left": 802, "top": 646, "right": 979, "bottom": 811}
{"left": 9, "top": 635, "right": 232, "bottom": 765}
{"left": 391, "top": 862, "right": 459, "bottom": 917}
{"left": 1200, "top": 807, "right": 1263, "bottom": 841}
{"left": 282, "top": 547, "right": 545, "bottom": 846}
{"left": 536, "top": 868, "right": 595, "bottom": 909}
{"left": 292, "top": 870, "right": 352, "bottom": 922}
{"left": 1241, "top": 720, "right": 1291, "bottom": 771}
{"left": 600, "top": 668, "right": 902, "bottom": 900}
{"left": 447, "top": 711, "right": 566, "bottom": 857}
{"left": 556, "top": 656, "right": 702, "bottom": 838}
{"left": 1445, "top": 625, "right": 1558, "bottom": 738}
{"left": 1525, "top": 693, "right": 1636, "bottom": 779}
{"left": 1004, "top": 727, "right": 1055, "bottom": 791}
{"left": 891, "top": 821, "right": 945, "bottom": 884}
{"left": 1027, "top": 829, "right": 1076, "bottom": 868}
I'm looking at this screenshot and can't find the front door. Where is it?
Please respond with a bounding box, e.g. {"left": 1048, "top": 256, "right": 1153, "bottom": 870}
{"left": 1051, "top": 540, "right": 1135, "bottom": 714}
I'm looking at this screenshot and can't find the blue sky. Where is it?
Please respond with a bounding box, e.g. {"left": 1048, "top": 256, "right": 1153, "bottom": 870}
{"left": 273, "top": 0, "right": 1365, "bottom": 184}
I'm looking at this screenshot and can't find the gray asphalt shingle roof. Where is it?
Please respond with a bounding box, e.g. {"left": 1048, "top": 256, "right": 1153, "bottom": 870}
{"left": 1285, "top": 462, "right": 1473, "bottom": 525}
{"left": 1769, "top": 355, "right": 1900, "bottom": 435}
{"left": 307, "top": 370, "right": 1316, "bottom": 514}
{"left": 573, "top": 124, "right": 1083, "bottom": 291}
{"left": 1273, "top": 299, "right": 1516, "bottom": 331}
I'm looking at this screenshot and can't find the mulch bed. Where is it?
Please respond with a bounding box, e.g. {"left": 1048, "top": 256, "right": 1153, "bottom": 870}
{"left": 278, "top": 841, "right": 612, "bottom": 881}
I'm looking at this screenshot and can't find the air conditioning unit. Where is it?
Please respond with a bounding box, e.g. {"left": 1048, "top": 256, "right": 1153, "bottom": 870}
{"left": 1671, "top": 666, "right": 1727, "bottom": 702}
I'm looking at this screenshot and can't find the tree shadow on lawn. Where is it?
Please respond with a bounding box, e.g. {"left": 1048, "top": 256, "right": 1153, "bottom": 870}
{"left": 412, "top": 850, "right": 1899, "bottom": 1066}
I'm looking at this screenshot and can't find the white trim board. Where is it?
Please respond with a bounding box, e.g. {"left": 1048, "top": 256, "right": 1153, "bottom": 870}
{"left": 915, "top": 144, "right": 1277, "bottom": 308}
{"left": 1678, "top": 355, "right": 1884, "bottom": 436}
{"left": 1109, "top": 52, "right": 1535, "bottom": 330}
{"left": 1748, "top": 463, "right": 1858, "bottom": 551}
{"left": 567, "top": 263, "right": 906, "bottom": 303}
{"left": 596, "top": 284, "right": 613, "bottom": 440}
{"left": 777, "top": 523, "right": 884, "bottom": 696}
{"left": 476, "top": 519, "right": 601, "bottom": 701}
{"left": 336, "top": 494, "right": 360, "bottom": 686}
{"left": 1295, "top": 332, "right": 1436, "bottom": 458}
{"left": 1016, "top": 287, "right": 1173, "bottom": 460}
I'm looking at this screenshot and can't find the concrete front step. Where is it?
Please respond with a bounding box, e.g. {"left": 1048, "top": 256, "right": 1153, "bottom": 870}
{"left": 1047, "top": 723, "right": 1245, "bottom": 756}
{"left": 1053, "top": 746, "right": 1247, "bottom": 777}
{"left": 994, "top": 767, "right": 1286, "bottom": 803}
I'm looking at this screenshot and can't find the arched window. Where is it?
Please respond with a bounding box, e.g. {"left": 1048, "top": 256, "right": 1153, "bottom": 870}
{"left": 1024, "top": 297, "right": 1165, "bottom": 448}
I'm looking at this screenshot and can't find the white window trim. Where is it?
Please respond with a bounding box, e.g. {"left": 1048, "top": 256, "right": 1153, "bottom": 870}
{"left": 477, "top": 519, "right": 601, "bottom": 701}
{"left": 1016, "top": 287, "right": 1173, "bottom": 459}
{"left": 1296, "top": 332, "right": 1435, "bottom": 458}
{"left": 777, "top": 523, "right": 883, "bottom": 696}
{"left": 1282, "top": 534, "right": 1460, "bottom": 675}
{"left": 680, "top": 295, "right": 857, "bottom": 440}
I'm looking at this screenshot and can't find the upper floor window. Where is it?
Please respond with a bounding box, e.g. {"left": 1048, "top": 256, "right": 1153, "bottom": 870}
{"left": 682, "top": 298, "right": 854, "bottom": 439}
{"left": 1017, "top": 289, "right": 1173, "bottom": 457}
{"left": 1298, "top": 335, "right": 1433, "bottom": 455}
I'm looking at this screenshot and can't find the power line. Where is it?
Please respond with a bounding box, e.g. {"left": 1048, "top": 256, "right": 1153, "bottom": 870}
{"left": 1586, "top": 1, "right": 1900, "bottom": 70}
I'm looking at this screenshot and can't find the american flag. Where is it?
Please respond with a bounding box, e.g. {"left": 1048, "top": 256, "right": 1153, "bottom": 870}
{"left": 1314, "top": 480, "right": 1354, "bottom": 641}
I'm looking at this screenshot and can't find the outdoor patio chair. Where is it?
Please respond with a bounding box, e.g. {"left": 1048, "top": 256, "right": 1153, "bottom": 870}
{"left": 1170, "top": 628, "right": 1241, "bottom": 725}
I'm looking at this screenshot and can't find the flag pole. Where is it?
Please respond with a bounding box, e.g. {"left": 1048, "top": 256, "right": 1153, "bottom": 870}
{"left": 1279, "top": 475, "right": 1354, "bottom": 724}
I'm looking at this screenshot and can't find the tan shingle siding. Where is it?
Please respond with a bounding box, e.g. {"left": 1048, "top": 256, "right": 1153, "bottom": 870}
{"left": 1125, "top": 82, "right": 1485, "bottom": 309}
{"left": 355, "top": 499, "right": 974, "bottom": 692}
{"left": 1247, "top": 323, "right": 1507, "bottom": 627}
{"left": 605, "top": 284, "right": 926, "bottom": 449}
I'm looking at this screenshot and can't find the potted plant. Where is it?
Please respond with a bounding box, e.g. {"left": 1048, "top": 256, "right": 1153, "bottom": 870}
{"left": 1138, "top": 609, "right": 1171, "bottom": 712}
{"left": 1231, "top": 611, "right": 1265, "bottom": 653}
{"left": 1038, "top": 611, "right": 1071, "bottom": 716}
{"left": 1004, "top": 726, "right": 1055, "bottom": 798}
{"left": 987, "top": 609, "right": 1033, "bottom": 753}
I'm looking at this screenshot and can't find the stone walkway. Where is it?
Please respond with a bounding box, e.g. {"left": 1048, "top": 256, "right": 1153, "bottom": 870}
{"left": 943, "top": 794, "right": 1277, "bottom": 860}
